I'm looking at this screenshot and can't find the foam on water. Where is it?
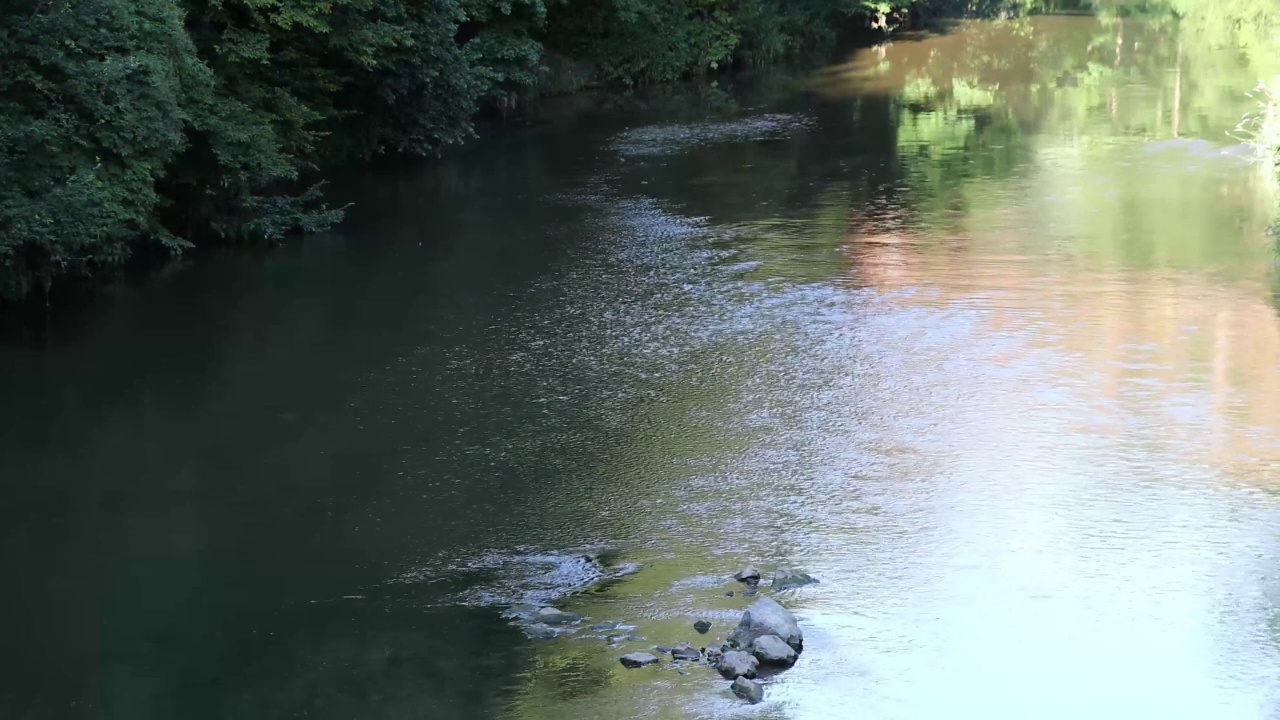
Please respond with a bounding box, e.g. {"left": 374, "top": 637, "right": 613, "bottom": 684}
{"left": 390, "top": 547, "right": 639, "bottom": 608}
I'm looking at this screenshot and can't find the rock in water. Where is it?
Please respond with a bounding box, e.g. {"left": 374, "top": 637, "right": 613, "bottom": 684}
{"left": 671, "top": 642, "right": 701, "bottom": 661}
{"left": 731, "top": 676, "right": 765, "bottom": 704}
{"left": 751, "top": 634, "right": 798, "bottom": 667}
{"left": 502, "top": 604, "right": 542, "bottom": 621}
{"left": 728, "top": 597, "right": 803, "bottom": 652}
{"left": 619, "top": 652, "right": 660, "bottom": 669}
{"left": 771, "top": 568, "right": 817, "bottom": 591}
{"left": 705, "top": 645, "right": 725, "bottom": 663}
{"left": 524, "top": 625, "right": 558, "bottom": 640}
{"left": 715, "top": 650, "right": 759, "bottom": 679}
{"left": 733, "top": 566, "right": 761, "bottom": 583}
{"left": 537, "top": 607, "right": 581, "bottom": 625}
{"left": 693, "top": 620, "right": 712, "bottom": 634}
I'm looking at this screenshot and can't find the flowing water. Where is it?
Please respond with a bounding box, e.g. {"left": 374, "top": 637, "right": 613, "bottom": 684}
{"left": 3, "top": 15, "right": 1280, "bottom": 720}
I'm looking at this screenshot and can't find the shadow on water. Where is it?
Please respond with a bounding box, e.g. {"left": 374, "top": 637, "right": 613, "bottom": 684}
{"left": 0, "top": 118, "right": 641, "bottom": 717}
{"left": 0, "top": 70, "right": 813, "bottom": 718}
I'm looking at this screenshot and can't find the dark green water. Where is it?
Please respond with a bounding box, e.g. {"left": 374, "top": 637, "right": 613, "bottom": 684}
{"left": 4, "top": 16, "right": 1280, "bottom": 720}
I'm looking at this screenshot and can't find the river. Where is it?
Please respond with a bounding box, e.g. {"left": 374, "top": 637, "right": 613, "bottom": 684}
{"left": 2, "top": 14, "right": 1280, "bottom": 720}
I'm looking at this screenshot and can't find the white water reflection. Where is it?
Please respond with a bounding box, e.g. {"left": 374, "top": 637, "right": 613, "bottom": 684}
{"left": 500, "top": 15, "right": 1280, "bottom": 719}
{"left": 743, "top": 286, "right": 1280, "bottom": 719}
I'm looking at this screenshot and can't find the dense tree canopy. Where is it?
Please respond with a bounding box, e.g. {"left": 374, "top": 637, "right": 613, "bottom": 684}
{"left": 1, "top": 0, "right": 203, "bottom": 298}
{"left": 0, "top": 0, "right": 1274, "bottom": 301}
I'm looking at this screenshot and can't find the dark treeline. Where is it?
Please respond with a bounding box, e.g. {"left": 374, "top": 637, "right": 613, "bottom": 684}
{"left": 0, "top": 0, "right": 965, "bottom": 302}
{"left": 0, "top": 0, "right": 1215, "bottom": 302}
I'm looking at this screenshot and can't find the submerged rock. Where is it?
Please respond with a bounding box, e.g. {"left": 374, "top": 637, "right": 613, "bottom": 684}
{"left": 743, "top": 586, "right": 758, "bottom": 597}
{"left": 502, "top": 604, "right": 542, "bottom": 621}
{"left": 590, "top": 621, "right": 621, "bottom": 632}
{"left": 523, "top": 625, "right": 559, "bottom": 640}
{"left": 750, "top": 634, "right": 798, "bottom": 667}
{"left": 771, "top": 568, "right": 818, "bottom": 591}
{"left": 671, "top": 643, "right": 701, "bottom": 661}
{"left": 619, "top": 652, "right": 660, "bottom": 669}
{"left": 731, "top": 676, "right": 765, "bottom": 704}
{"left": 728, "top": 597, "right": 803, "bottom": 652}
{"left": 457, "top": 550, "right": 639, "bottom": 608}
{"left": 715, "top": 650, "right": 759, "bottom": 680}
{"left": 705, "top": 645, "right": 725, "bottom": 663}
{"left": 733, "top": 566, "right": 761, "bottom": 583}
{"left": 693, "top": 620, "right": 712, "bottom": 634}
{"left": 499, "top": 599, "right": 545, "bottom": 622}
{"left": 725, "top": 590, "right": 735, "bottom": 597}
{"left": 536, "top": 607, "right": 581, "bottom": 625}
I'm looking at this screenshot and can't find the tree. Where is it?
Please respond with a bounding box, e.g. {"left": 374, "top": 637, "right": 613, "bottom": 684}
{"left": 0, "top": 0, "right": 208, "bottom": 299}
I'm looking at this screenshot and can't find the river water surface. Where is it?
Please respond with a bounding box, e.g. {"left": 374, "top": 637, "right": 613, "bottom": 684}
{"left": 3, "top": 15, "right": 1280, "bottom": 720}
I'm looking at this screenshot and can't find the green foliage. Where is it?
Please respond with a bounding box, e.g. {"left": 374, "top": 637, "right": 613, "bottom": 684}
{"left": 0, "top": 0, "right": 1051, "bottom": 302}
{"left": 539, "top": 0, "right": 896, "bottom": 84}
{"left": 539, "top": 0, "right": 734, "bottom": 84}
{"left": 733, "top": 0, "right": 854, "bottom": 67}
{"left": 0, "top": 0, "right": 346, "bottom": 300}
{"left": 0, "top": 0, "right": 208, "bottom": 299}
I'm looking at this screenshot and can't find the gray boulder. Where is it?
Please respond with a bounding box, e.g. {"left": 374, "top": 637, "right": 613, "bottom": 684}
{"left": 705, "top": 645, "right": 725, "bottom": 663}
{"left": 751, "top": 634, "right": 798, "bottom": 667}
{"left": 731, "top": 676, "right": 764, "bottom": 704}
{"left": 715, "top": 650, "right": 759, "bottom": 680}
{"left": 728, "top": 597, "right": 803, "bottom": 652}
{"left": 523, "top": 625, "right": 558, "bottom": 640}
{"left": 671, "top": 643, "right": 701, "bottom": 661}
{"left": 607, "top": 633, "right": 644, "bottom": 645}
{"left": 536, "top": 607, "right": 581, "bottom": 625}
{"left": 733, "top": 566, "right": 761, "bottom": 582}
{"left": 619, "top": 652, "right": 660, "bottom": 669}
{"left": 693, "top": 619, "right": 712, "bottom": 634}
{"left": 772, "top": 568, "right": 818, "bottom": 591}
{"left": 502, "top": 604, "right": 542, "bottom": 621}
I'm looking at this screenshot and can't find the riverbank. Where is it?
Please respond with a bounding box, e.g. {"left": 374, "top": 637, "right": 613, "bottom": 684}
{"left": 4, "top": 0, "right": 1276, "bottom": 316}
{"left": 0, "top": 69, "right": 797, "bottom": 338}
{"left": 1, "top": 0, "right": 943, "bottom": 307}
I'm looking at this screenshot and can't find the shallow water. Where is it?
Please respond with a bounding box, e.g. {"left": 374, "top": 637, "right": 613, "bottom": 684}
{"left": 3, "top": 14, "right": 1280, "bottom": 720}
